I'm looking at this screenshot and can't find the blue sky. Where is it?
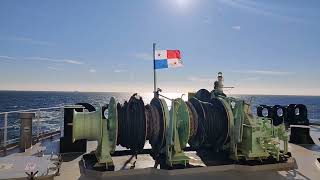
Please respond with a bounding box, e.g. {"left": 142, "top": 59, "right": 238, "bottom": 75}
{"left": 0, "top": 0, "right": 319, "bottom": 95}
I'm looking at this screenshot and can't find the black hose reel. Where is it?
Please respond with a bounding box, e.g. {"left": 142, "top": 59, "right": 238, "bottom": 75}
{"left": 188, "top": 96, "right": 229, "bottom": 151}
{"left": 118, "top": 94, "right": 147, "bottom": 153}
{"left": 194, "top": 89, "right": 211, "bottom": 102}
{"left": 116, "top": 94, "right": 166, "bottom": 159}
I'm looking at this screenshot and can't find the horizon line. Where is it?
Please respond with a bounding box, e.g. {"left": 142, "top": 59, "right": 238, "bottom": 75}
{"left": 1, "top": 89, "right": 320, "bottom": 97}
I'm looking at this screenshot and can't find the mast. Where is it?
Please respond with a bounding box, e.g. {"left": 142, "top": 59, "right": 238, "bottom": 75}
{"left": 153, "top": 43, "right": 157, "bottom": 97}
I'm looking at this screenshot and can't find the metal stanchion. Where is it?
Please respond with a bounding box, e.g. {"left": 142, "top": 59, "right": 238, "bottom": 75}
{"left": 37, "top": 109, "right": 41, "bottom": 142}
{"left": 3, "top": 113, "right": 8, "bottom": 155}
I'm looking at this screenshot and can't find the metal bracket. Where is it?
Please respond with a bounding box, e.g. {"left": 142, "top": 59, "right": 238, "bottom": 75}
{"left": 25, "top": 171, "right": 38, "bottom": 180}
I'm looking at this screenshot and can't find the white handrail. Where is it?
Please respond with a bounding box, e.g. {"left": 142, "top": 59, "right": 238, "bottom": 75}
{"left": 0, "top": 124, "right": 20, "bottom": 130}
{"left": 0, "top": 106, "right": 63, "bottom": 115}
{"left": 3, "top": 113, "right": 7, "bottom": 150}
{"left": 1, "top": 106, "right": 65, "bottom": 153}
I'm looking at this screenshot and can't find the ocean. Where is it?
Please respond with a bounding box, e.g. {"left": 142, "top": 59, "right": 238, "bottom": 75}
{"left": 1, "top": 91, "right": 320, "bottom": 142}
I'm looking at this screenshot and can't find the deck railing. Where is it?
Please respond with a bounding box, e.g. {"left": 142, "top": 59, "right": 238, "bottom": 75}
{"left": 307, "top": 105, "right": 320, "bottom": 124}
{"left": 0, "top": 106, "right": 64, "bottom": 154}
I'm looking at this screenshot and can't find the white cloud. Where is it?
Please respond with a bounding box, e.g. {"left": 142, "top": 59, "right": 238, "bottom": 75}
{"left": 89, "top": 68, "right": 97, "bottom": 73}
{"left": 0, "top": 55, "right": 15, "bottom": 60}
{"left": 188, "top": 76, "right": 213, "bottom": 82}
{"left": 133, "top": 52, "right": 152, "bottom": 61}
{"left": 63, "top": 59, "right": 84, "bottom": 65}
{"left": 2, "top": 36, "right": 55, "bottom": 46}
{"left": 112, "top": 64, "right": 128, "bottom": 73}
{"left": 27, "top": 57, "right": 84, "bottom": 65}
{"left": 12, "top": 37, "right": 35, "bottom": 41}
{"left": 216, "top": 0, "right": 302, "bottom": 23}
{"left": 232, "top": 26, "right": 241, "bottom": 30}
{"left": 253, "top": 70, "right": 293, "bottom": 75}
{"left": 0, "top": 55, "right": 82, "bottom": 64}
{"left": 232, "top": 70, "right": 294, "bottom": 75}
{"left": 238, "top": 77, "right": 260, "bottom": 82}
{"left": 48, "top": 66, "right": 63, "bottom": 71}
{"left": 242, "top": 77, "right": 259, "bottom": 81}
{"left": 114, "top": 69, "right": 127, "bottom": 73}
{"left": 203, "top": 16, "right": 211, "bottom": 24}
{"left": 28, "top": 57, "right": 51, "bottom": 61}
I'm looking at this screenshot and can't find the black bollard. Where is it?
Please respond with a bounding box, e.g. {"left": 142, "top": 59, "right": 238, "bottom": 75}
{"left": 289, "top": 125, "right": 314, "bottom": 144}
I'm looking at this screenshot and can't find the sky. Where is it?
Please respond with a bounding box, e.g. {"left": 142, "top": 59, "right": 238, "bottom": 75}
{"left": 0, "top": 0, "right": 320, "bottom": 95}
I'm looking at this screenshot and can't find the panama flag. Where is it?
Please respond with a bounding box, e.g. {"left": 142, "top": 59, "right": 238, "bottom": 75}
{"left": 154, "top": 50, "right": 183, "bottom": 69}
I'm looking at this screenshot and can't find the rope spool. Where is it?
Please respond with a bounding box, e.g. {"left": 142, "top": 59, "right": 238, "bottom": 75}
{"left": 117, "top": 101, "right": 128, "bottom": 146}
{"left": 188, "top": 97, "right": 229, "bottom": 151}
{"left": 116, "top": 102, "right": 126, "bottom": 145}
{"left": 150, "top": 97, "right": 166, "bottom": 154}
{"left": 115, "top": 91, "right": 231, "bottom": 154}
{"left": 116, "top": 95, "right": 167, "bottom": 155}
{"left": 188, "top": 97, "right": 206, "bottom": 148}
{"left": 207, "top": 98, "right": 229, "bottom": 150}
{"left": 145, "top": 104, "right": 161, "bottom": 148}
{"left": 194, "top": 89, "right": 211, "bottom": 102}
{"left": 186, "top": 101, "right": 198, "bottom": 138}
{"left": 117, "top": 94, "right": 147, "bottom": 153}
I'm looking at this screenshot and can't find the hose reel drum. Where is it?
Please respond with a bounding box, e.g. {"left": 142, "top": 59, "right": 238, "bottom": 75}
{"left": 187, "top": 96, "right": 230, "bottom": 151}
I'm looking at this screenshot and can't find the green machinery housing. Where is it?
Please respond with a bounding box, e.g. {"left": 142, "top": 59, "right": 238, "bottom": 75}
{"left": 69, "top": 73, "right": 289, "bottom": 170}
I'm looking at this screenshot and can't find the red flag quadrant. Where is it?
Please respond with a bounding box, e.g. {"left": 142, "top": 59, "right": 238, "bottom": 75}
{"left": 154, "top": 50, "right": 183, "bottom": 69}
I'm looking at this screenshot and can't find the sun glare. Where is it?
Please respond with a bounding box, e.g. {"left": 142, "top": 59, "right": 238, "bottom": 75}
{"left": 175, "top": 0, "right": 192, "bottom": 9}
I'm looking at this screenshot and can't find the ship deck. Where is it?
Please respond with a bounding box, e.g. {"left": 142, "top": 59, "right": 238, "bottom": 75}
{"left": 1, "top": 125, "right": 320, "bottom": 180}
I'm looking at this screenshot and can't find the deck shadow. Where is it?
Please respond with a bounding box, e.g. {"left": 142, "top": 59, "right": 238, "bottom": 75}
{"left": 61, "top": 152, "right": 85, "bottom": 162}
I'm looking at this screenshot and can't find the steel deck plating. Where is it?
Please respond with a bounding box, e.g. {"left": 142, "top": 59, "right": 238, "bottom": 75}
{"left": 1, "top": 125, "right": 320, "bottom": 179}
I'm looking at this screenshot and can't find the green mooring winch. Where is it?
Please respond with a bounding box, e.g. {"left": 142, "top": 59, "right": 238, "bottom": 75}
{"left": 69, "top": 72, "right": 289, "bottom": 170}
{"left": 72, "top": 97, "right": 118, "bottom": 169}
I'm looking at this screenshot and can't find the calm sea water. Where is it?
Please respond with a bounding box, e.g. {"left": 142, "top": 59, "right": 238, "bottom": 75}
{"left": 1, "top": 91, "right": 320, "bottom": 141}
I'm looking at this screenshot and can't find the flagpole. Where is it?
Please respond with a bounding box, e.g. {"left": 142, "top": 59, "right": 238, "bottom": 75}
{"left": 153, "top": 43, "right": 157, "bottom": 97}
